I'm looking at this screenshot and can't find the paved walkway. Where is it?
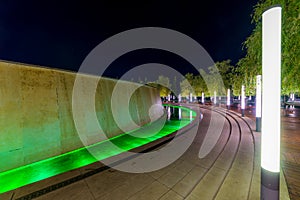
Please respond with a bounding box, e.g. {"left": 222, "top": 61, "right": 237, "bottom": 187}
{"left": 0, "top": 105, "right": 291, "bottom": 199}
{"left": 235, "top": 105, "right": 300, "bottom": 200}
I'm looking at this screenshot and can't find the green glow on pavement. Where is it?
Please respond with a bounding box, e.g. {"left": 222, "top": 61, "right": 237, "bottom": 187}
{"left": 0, "top": 104, "right": 196, "bottom": 194}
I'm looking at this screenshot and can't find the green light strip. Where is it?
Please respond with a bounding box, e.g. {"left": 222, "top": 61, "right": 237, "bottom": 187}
{"left": 0, "top": 105, "right": 196, "bottom": 194}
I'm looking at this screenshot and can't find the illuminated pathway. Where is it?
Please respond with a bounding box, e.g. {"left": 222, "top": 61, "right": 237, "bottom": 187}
{"left": 0, "top": 105, "right": 291, "bottom": 200}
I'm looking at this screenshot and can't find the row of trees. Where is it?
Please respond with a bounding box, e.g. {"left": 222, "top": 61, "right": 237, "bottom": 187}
{"left": 142, "top": 0, "right": 299, "bottom": 98}
{"left": 157, "top": 0, "right": 300, "bottom": 97}
{"left": 145, "top": 60, "right": 237, "bottom": 98}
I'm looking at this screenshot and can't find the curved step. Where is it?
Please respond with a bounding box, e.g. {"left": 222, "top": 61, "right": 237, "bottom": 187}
{"left": 186, "top": 107, "right": 244, "bottom": 200}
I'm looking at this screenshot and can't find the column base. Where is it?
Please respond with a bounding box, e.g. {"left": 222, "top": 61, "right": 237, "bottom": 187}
{"left": 261, "top": 167, "right": 279, "bottom": 200}
{"left": 256, "top": 117, "right": 261, "bottom": 132}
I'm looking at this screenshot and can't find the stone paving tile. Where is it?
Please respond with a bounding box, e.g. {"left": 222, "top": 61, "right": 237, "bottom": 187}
{"left": 85, "top": 169, "right": 135, "bottom": 199}
{"left": 128, "top": 181, "right": 169, "bottom": 200}
{"left": 147, "top": 159, "right": 183, "bottom": 180}
{"left": 172, "top": 165, "right": 207, "bottom": 197}
{"left": 97, "top": 174, "right": 154, "bottom": 200}
{"left": 157, "top": 168, "right": 187, "bottom": 188}
{"left": 215, "top": 167, "right": 252, "bottom": 200}
{"left": 186, "top": 167, "right": 226, "bottom": 200}
{"left": 159, "top": 190, "right": 183, "bottom": 200}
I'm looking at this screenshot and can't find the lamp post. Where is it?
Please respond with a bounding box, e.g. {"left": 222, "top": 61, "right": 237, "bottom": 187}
{"left": 214, "top": 91, "right": 217, "bottom": 105}
{"left": 256, "top": 75, "right": 262, "bottom": 132}
{"left": 227, "top": 89, "right": 230, "bottom": 109}
{"left": 241, "top": 85, "right": 245, "bottom": 117}
{"left": 261, "top": 6, "right": 281, "bottom": 200}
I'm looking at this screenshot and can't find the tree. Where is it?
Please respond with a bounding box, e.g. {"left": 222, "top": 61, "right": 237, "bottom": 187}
{"left": 238, "top": 0, "right": 300, "bottom": 95}
{"left": 156, "top": 75, "right": 171, "bottom": 97}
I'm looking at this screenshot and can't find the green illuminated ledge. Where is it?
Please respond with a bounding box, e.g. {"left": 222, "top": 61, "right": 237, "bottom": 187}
{"left": 0, "top": 105, "right": 196, "bottom": 194}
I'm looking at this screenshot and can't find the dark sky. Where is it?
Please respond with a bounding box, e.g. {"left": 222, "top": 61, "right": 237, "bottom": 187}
{"left": 0, "top": 1, "right": 258, "bottom": 78}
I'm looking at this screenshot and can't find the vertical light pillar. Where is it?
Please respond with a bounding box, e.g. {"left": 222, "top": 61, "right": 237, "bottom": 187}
{"left": 189, "top": 93, "right": 193, "bottom": 103}
{"left": 261, "top": 6, "right": 281, "bottom": 200}
{"left": 291, "top": 93, "right": 295, "bottom": 109}
{"left": 167, "top": 106, "right": 171, "bottom": 120}
{"left": 214, "top": 91, "right": 217, "bottom": 105}
{"left": 256, "top": 75, "right": 262, "bottom": 132}
{"left": 178, "top": 94, "right": 182, "bottom": 103}
{"left": 241, "top": 85, "right": 245, "bottom": 117}
{"left": 227, "top": 89, "right": 230, "bottom": 109}
{"left": 202, "top": 92, "right": 205, "bottom": 104}
{"left": 168, "top": 94, "right": 171, "bottom": 102}
{"left": 179, "top": 108, "right": 182, "bottom": 120}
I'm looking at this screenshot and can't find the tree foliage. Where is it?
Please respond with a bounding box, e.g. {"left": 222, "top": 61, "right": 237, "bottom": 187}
{"left": 238, "top": 0, "right": 300, "bottom": 95}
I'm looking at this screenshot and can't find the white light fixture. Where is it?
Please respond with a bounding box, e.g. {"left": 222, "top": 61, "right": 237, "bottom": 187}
{"left": 178, "top": 94, "right": 181, "bottom": 102}
{"left": 179, "top": 108, "right": 182, "bottom": 120}
{"left": 189, "top": 93, "right": 193, "bottom": 103}
{"left": 202, "top": 92, "right": 205, "bottom": 104}
{"left": 227, "top": 89, "right": 230, "bottom": 108}
{"left": 261, "top": 6, "right": 281, "bottom": 200}
{"left": 256, "top": 75, "right": 262, "bottom": 132}
{"left": 214, "top": 91, "right": 217, "bottom": 105}
{"left": 241, "top": 85, "right": 245, "bottom": 117}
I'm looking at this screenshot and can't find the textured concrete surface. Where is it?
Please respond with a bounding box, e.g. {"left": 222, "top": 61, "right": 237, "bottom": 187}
{"left": 0, "top": 61, "right": 162, "bottom": 173}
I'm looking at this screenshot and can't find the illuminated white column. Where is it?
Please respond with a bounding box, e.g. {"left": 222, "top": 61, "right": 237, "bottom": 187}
{"left": 167, "top": 106, "right": 171, "bottom": 120}
{"left": 189, "top": 93, "right": 193, "bottom": 103}
{"left": 168, "top": 94, "right": 171, "bottom": 102}
{"left": 214, "top": 91, "right": 217, "bottom": 105}
{"left": 256, "top": 75, "right": 262, "bottom": 132}
{"left": 261, "top": 6, "right": 281, "bottom": 200}
{"left": 241, "top": 85, "right": 245, "bottom": 117}
{"left": 227, "top": 89, "right": 230, "bottom": 108}
{"left": 179, "top": 108, "right": 182, "bottom": 120}
{"left": 291, "top": 93, "right": 295, "bottom": 109}
{"left": 238, "top": 95, "right": 240, "bottom": 100}
{"left": 178, "top": 94, "right": 182, "bottom": 102}
{"left": 201, "top": 92, "right": 205, "bottom": 104}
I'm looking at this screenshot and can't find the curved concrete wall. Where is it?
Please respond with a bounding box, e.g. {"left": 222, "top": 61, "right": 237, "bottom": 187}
{"left": 0, "top": 61, "right": 162, "bottom": 172}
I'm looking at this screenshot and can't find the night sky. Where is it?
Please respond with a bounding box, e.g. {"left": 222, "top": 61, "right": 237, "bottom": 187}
{"left": 0, "top": 1, "right": 258, "bottom": 78}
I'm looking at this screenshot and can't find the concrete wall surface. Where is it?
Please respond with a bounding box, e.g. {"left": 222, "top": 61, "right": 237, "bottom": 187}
{"left": 0, "top": 61, "right": 162, "bottom": 173}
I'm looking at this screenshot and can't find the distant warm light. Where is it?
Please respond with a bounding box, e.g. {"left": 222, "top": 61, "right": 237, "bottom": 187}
{"left": 261, "top": 6, "right": 281, "bottom": 173}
